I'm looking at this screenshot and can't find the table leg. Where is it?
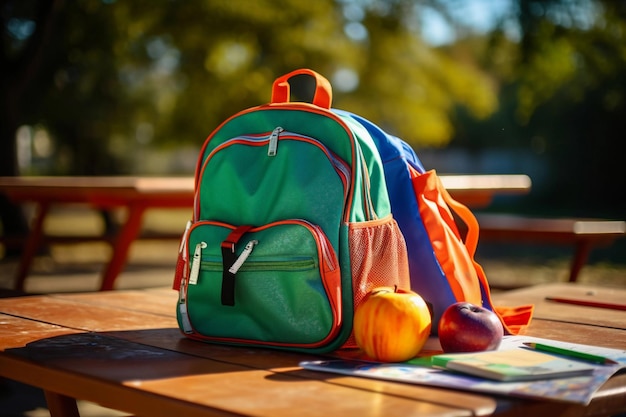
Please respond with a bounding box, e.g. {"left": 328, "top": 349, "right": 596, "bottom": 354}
{"left": 13, "top": 202, "right": 49, "bottom": 291}
{"left": 99, "top": 205, "right": 146, "bottom": 291}
{"left": 44, "top": 390, "right": 80, "bottom": 417}
{"left": 568, "top": 241, "right": 592, "bottom": 283}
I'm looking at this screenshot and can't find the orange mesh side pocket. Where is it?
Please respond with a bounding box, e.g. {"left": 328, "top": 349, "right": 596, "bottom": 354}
{"left": 343, "top": 214, "right": 410, "bottom": 348}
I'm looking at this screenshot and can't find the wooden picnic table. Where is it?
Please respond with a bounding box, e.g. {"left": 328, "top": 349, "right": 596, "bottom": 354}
{"left": 0, "top": 282, "right": 624, "bottom": 417}
{"left": 0, "top": 174, "right": 531, "bottom": 292}
{"left": 0, "top": 176, "right": 194, "bottom": 292}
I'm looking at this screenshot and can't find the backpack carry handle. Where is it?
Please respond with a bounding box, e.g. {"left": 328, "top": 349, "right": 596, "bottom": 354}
{"left": 271, "top": 69, "right": 333, "bottom": 109}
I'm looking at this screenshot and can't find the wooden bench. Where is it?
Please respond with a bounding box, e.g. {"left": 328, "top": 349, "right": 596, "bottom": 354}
{"left": 475, "top": 214, "right": 626, "bottom": 283}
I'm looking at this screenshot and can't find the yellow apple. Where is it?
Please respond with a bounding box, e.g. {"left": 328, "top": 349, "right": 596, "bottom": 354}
{"left": 353, "top": 286, "right": 432, "bottom": 362}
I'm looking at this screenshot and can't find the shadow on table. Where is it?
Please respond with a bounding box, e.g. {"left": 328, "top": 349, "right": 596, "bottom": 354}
{"left": 0, "top": 378, "right": 48, "bottom": 417}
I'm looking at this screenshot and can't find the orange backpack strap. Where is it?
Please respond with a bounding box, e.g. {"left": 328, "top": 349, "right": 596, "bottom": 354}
{"left": 412, "top": 169, "right": 482, "bottom": 304}
{"left": 413, "top": 169, "right": 533, "bottom": 335}
{"left": 437, "top": 178, "right": 479, "bottom": 257}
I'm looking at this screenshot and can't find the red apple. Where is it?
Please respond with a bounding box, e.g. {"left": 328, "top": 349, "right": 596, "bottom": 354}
{"left": 353, "top": 286, "right": 432, "bottom": 362}
{"left": 438, "top": 302, "right": 503, "bottom": 353}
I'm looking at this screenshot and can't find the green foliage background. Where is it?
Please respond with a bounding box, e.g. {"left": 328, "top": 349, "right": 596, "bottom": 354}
{"left": 2, "top": 0, "right": 625, "bottom": 217}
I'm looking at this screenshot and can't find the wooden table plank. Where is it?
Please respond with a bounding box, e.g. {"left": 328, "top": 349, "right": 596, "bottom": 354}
{"left": 0, "top": 313, "right": 81, "bottom": 350}
{"left": 439, "top": 174, "right": 531, "bottom": 208}
{"left": 520, "top": 319, "right": 626, "bottom": 350}
{"left": 99, "top": 318, "right": 626, "bottom": 417}
{"left": 1, "top": 330, "right": 485, "bottom": 417}
{"left": 492, "top": 283, "right": 626, "bottom": 330}
{"left": 136, "top": 368, "right": 477, "bottom": 417}
{"left": 0, "top": 176, "right": 194, "bottom": 206}
{"left": 0, "top": 296, "right": 177, "bottom": 332}
{"left": 105, "top": 321, "right": 626, "bottom": 417}
{"left": 2, "top": 283, "right": 625, "bottom": 417}
{"left": 0, "top": 175, "right": 531, "bottom": 206}
{"left": 100, "top": 326, "right": 501, "bottom": 416}
{"left": 50, "top": 289, "right": 177, "bottom": 318}
{"left": 0, "top": 293, "right": 500, "bottom": 417}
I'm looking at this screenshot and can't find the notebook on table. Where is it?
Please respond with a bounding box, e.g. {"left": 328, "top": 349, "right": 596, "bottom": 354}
{"left": 430, "top": 349, "right": 595, "bottom": 382}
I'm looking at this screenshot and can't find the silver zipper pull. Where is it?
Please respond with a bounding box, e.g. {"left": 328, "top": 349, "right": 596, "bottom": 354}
{"left": 177, "top": 276, "right": 193, "bottom": 333}
{"left": 228, "top": 240, "right": 258, "bottom": 274}
{"left": 188, "top": 241, "right": 207, "bottom": 285}
{"left": 179, "top": 300, "right": 193, "bottom": 333}
{"left": 267, "top": 127, "right": 284, "bottom": 156}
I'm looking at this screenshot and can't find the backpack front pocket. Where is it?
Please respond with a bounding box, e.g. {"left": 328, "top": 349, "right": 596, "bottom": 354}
{"left": 179, "top": 219, "right": 343, "bottom": 350}
{"left": 196, "top": 130, "right": 350, "bottom": 248}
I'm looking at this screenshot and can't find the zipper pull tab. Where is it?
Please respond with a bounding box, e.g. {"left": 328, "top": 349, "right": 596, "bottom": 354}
{"left": 267, "top": 127, "right": 284, "bottom": 156}
{"left": 228, "top": 240, "right": 258, "bottom": 274}
{"left": 188, "top": 241, "right": 207, "bottom": 285}
{"left": 178, "top": 276, "right": 193, "bottom": 333}
{"left": 179, "top": 301, "right": 193, "bottom": 333}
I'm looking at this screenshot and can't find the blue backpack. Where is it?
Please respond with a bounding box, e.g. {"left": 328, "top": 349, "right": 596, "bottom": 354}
{"left": 334, "top": 110, "right": 533, "bottom": 335}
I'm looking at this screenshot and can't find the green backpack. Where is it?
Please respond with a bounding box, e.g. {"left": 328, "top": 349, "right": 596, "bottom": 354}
{"left": 173, "top": 69, "right": 410, "bottom": 353}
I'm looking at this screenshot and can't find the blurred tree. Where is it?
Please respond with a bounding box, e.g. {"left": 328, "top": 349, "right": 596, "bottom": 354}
{"left": 513, "top": 0, "right": 626, "bottom": 215}
{"left": 0, "top": 0, "right": 498, "bottom": 180}
{"left": 444, "top": 0, "right": 626, "bottom": 215}
{"left": 7, "top": 0, "right": 624, "bottom": 224}
{"left": 0, "top": 0, "right": 499, "bottom": 244}
{"left": 340, "top": 0, "right": 497, "bottom": 145}
{"left": 1, "top": 0, "right": 64, "bottom": 242}
{"left": 1, "top": 0, "right": 64, "bottom": 176}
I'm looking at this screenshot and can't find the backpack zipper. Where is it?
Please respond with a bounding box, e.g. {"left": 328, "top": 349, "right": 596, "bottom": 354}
{"left": 188, "top": 241, "right": 207, "bottom": 285}
{"left": 228, "top": 239, "right": 259, "bottom": 274}
{"left": 199, "top": 130, "right": 351, "bottom": 204}
{"left": 267, "top": 127, "right": 284, "bottom": 156}
{"left": 182, "top": 219, "right": 342, "bottom": 347}
{"left": 195, "top": 104, "right": 360, "bottom": 222}
{"left": 178, "top": 276, "right": 193, "bottom": 333}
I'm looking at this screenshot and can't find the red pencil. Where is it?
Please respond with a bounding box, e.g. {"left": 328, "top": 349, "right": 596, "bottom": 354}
{"left": 545, "top": 296, "right": 626, "bottom": 311}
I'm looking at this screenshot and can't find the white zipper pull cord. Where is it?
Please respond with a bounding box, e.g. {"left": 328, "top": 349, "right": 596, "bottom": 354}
{"left": 188, "top": 241, "right": 207, "bottom": 285}
{"left": 228, "top": 240, "right": 258, "bottom": 274}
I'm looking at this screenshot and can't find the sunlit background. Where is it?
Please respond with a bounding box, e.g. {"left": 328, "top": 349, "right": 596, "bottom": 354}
{"left": 1, "top": 3, "right": 625, "bottom": 414}
{"left": 2, "top": 0, "right": 625, "bottom": 217}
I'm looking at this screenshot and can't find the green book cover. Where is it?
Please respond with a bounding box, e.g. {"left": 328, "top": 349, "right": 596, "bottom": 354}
{"left": 431, "top": 349, "right": 595, "bottom": 382}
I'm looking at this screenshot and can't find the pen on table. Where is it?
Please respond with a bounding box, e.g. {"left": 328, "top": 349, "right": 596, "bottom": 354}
{"left": 523, "top": 342, "right": 619, "bottom": 365}
{"left": 545, "top": 296, "right": 626, "bottom": 311}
